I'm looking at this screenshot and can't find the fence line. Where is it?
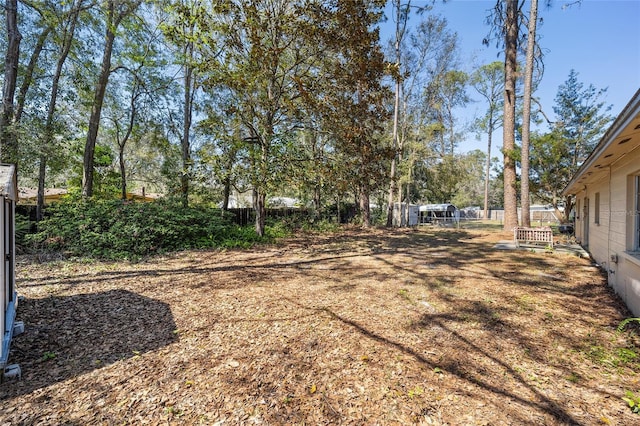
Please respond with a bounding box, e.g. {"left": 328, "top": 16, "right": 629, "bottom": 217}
{"left": 459, "top": 209, "right": 560, "bottom": 225}
{"left": 227, "top": 208, "right": 309, "bottom": 226}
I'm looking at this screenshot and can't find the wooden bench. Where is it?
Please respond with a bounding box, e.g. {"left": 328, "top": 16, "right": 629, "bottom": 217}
{"left": 513, "top": 226, "right": 554, "bottom": 248}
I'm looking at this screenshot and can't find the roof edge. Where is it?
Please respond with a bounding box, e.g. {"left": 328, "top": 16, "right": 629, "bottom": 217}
{"left": 562, "top": 88, "right": 640, "bottom": 196}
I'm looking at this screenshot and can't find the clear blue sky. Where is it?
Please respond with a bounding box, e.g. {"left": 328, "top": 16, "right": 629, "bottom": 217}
{"left": 380, "top": 0, "right": 640, "bottom": 154}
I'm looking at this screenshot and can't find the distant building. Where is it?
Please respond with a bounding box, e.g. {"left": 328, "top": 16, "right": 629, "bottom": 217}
{"left": 18, "top": 187, "right": 68, "bottom": 204}
{"left": 18, "top": 188, "right": 161, "bottom": 204}
{"left": 419, "top": 204, "right": 459, "bottom": 225}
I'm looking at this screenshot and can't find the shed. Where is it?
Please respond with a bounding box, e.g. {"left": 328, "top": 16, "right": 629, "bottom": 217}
{"left": 392, "top": 203, "right": 419, "bottom": 226}
{"left": 0, "top": 164, "right": 21, "bottom": 379}
{"left": 419, "top": 204, "right": 459, "bottom": 224}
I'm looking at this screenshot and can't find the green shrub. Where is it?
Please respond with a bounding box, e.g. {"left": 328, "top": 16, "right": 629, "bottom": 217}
{"left": 15, "top": 212, "right": 32, "bottom": 254}
{"left": 623, "top": 390, "right": 640, "bottom": 414}
{"left": 25, "top": 197, "right": 273, "bottom": 260}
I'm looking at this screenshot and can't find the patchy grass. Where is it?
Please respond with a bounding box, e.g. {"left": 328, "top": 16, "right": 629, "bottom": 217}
{"left": 2, "top": 226, "right": 639, "bottom": 425}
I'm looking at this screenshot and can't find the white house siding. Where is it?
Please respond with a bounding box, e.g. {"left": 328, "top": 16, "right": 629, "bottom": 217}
{"left": 610, "top": 154, "right": 640, "bottom": 315}
{"left": 572, "top": 153, "right": 640, "bottom": 315}
{"left": 574, "top": 179, "right": 609, "bottom": 266}
{"left": 564, "top": 90, "right": 640, "bottom": 316}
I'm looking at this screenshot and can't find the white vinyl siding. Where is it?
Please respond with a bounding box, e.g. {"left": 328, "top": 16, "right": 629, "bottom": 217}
{"left": 635, "top": 176, "right": 640, "bottom": 251}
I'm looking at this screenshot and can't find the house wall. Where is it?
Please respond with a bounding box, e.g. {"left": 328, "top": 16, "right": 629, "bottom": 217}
{"left": 575, "top": 150, "right": 640, "bottom": 316}
{"left": 610, "top": 152, "right": 640, "bottom": 316}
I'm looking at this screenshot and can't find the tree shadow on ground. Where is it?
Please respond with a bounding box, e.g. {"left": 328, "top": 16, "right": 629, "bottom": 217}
{"left": 317, "top": 305, "right": 580, "bottom": 424}
{"left": 0, "top": 289, "right": 178, "bottom": 400}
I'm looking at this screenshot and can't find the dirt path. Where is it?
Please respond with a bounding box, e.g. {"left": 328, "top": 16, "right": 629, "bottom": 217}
{"left": 1, "top": 227, "right": 638, "bottom": 425}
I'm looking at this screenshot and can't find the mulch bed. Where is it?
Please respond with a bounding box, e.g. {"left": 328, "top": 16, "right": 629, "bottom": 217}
{"left": 1, "top": 226, "right": 639, "bottom": 425}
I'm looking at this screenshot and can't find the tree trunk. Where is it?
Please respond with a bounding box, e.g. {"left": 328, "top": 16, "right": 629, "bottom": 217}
{"left": 0, "top": 0, "right": 21, "bottom": 163}
{"left": 254, "top": 189, "right": 266, "bottom": 237}
{"left": 314, "top": 184, "right": 321, "bottom": 219}
{"left": 37, "top": 8, "right": 79, "bottom": 220}
{"left": 36, "top": 154, "right": 46, "bottom": 221}
{"left": 360, "top": 184, "right": 371, "bottom": 227}
{"left": 15, "top": 26, "right": 51, "bottom": 125}
{"left": 386, "top": 0, "right": 403, "bottom": 228}
{"left": 483, "top": 118, "right": 494, "bottom": 221}
{"left": 562, "top": 195, "right": 573, "bottom": 224}
{"left": 404, "top": 183, "right": 409, "bottom": 226}
{"left": 222, "top": 176, "right": 231, "bottom": 210}
{"left": 181, "top": 51, "right": 194, "bottom": 208}
{"left": 82, "top": 1, "right": 139, "bottom": 197}
{"left": 82, "top": 7, "right": 117, "bottom": 198}
{"left": 119, "top": 147, "right": 127, "bottom": 200}
{"left": 118, "top": 82, "right": 137, "bottom": 201}
{"left": 386, "top": 77, "right": 399, "bottom": 227}
{"left": 502, "top": 0, "right": 519, "bottom": 230}
{"left": 254, "top": 134, "right": 270, "bottom": 237}
{"left": 520, "top": 0, "right": 538, "bottom": 228}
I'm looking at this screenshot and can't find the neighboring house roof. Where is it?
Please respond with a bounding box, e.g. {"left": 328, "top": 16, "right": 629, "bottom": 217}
{"left": 18, "top": 187, "right": 67, "bottom": 204}
{"left": 563, "top": 89, "right": 640, "bottom": 195}
{"left": 18, "top": 188, "right": 162, "bottom": 204}
{"left": 126, "top": 190, "right": 162, "bottom": 202}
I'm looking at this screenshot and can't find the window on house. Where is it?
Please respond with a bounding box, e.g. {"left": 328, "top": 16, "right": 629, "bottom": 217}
{"left": 594, "top": 192, "right": 600, "bottom": 225}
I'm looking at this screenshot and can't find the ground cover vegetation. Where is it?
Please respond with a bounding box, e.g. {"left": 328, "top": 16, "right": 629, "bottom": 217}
{"left": 2, "top": 227, "right": 640, "bottom": 424}
{"left": 21, "top": 197, "right": 289, "bottom": 260}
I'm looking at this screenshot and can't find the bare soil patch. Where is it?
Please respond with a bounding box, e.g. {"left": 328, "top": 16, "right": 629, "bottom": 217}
{"left": 2, "top": 227, "right": 639, "bottom": 425}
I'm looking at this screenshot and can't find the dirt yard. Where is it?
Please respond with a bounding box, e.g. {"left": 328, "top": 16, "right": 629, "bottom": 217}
{"left": 1, "top": 226, "right": 639, "bottom": 425}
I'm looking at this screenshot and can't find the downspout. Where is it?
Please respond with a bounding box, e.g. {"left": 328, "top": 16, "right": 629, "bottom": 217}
{"left": 607, "top": 165, "right": 618, "bottom": 295}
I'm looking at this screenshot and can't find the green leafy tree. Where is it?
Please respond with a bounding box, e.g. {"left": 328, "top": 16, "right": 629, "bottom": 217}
{"left": 470, "top": 61, "right": 504, "bottom": 220}
{"left": 312, "top": 0, "right": 390, "bottom": 227}
{"left": 102, "top": 10, "right": 171, "bottom": 200}
{"left": 530, "top": 70, "right": 612, "bottom": 222}
{"left": 422, "top": 154, "right": 458, "bottom": 204}
{"left": 196, "top": 0, "right": 325, "bottom": 235}
{"left": 4, "top": 1, "right": 54, "bottom": 180}
{"left": 422, "top": 69, "right": 469, "bottom": 156}
{"left": 451, "top": 149, "right": 490, "bottom": 208}
{"left": 36, "top": 0, "right": 86, "bottom": 220}
{"left": 159, "top": 0, "right": 208, "bottom": 207}
{"left": 82, "top": 0, "right": 144, "bottom": 198}
{"left": 13, "top": 4, "right": 53, "bottom": 134}
{"left": 387, "top": 12, "right": 460, "bottom": 225}
{"left": 553, "top": 69, "right": 612, "bottom": 169}
{"left": 282, "top": 126, "right": 333, "bottom": 217}
{"left": 197, "top": 107, "right": 248, "bottom": 211}
{"left": 385, "top": 0, "right": 433, "bottom": 226}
